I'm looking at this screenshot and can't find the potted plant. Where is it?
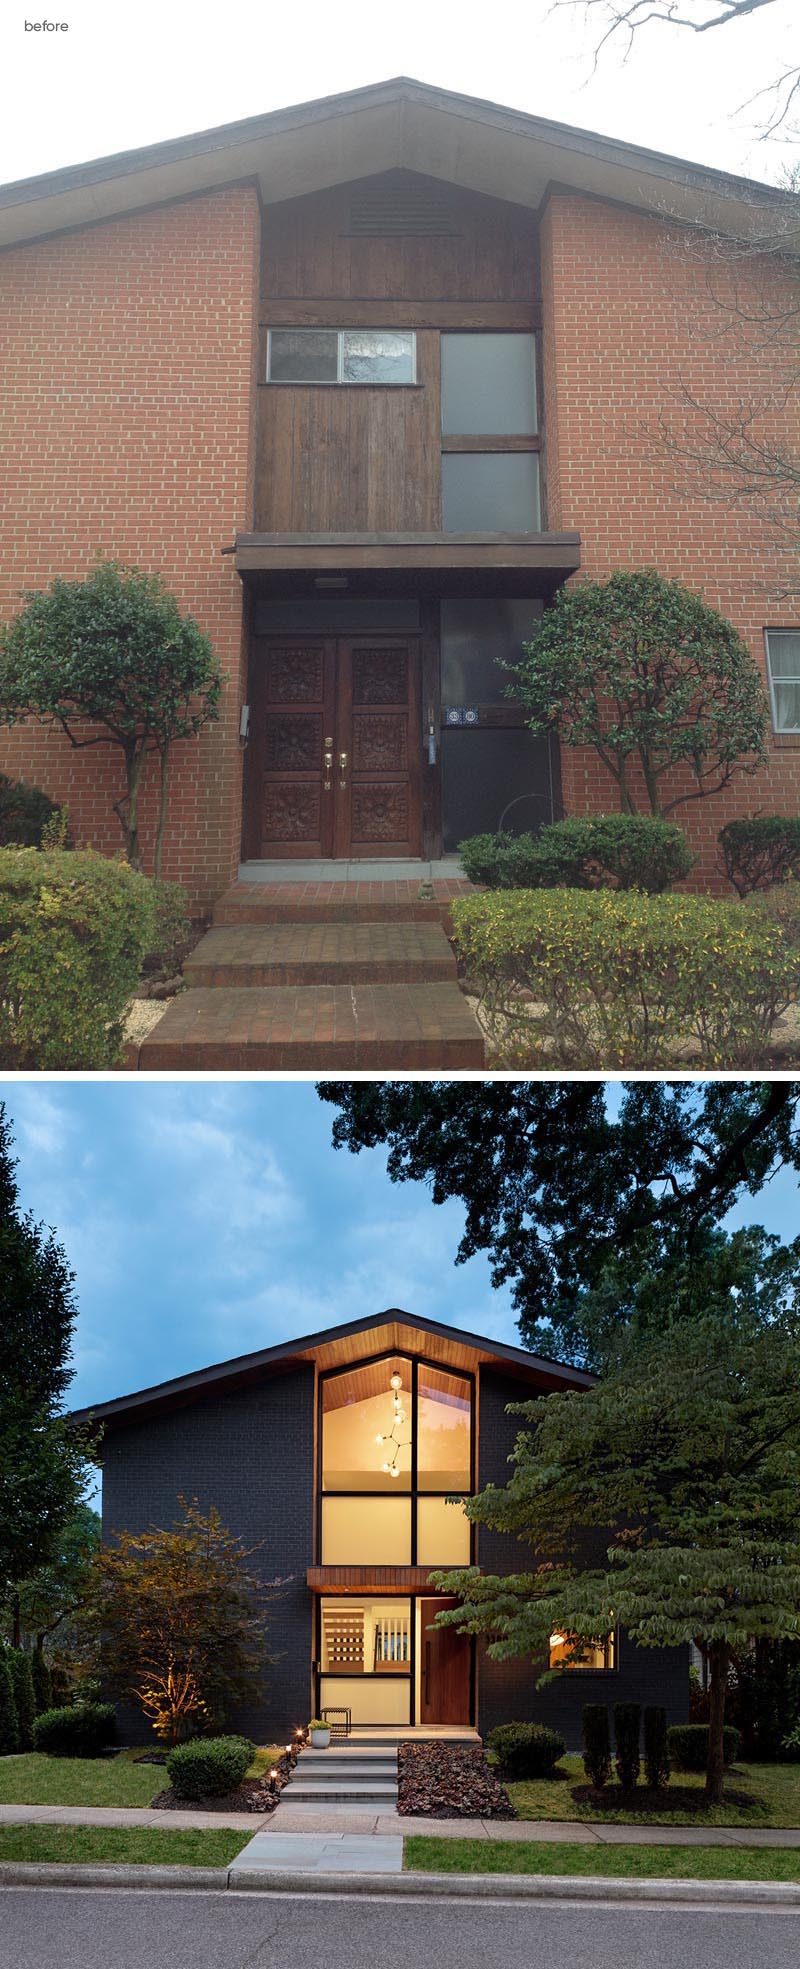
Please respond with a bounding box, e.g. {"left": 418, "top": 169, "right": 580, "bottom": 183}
{"left": 309, "top": 1718, "right": 331, "bottom": 1749}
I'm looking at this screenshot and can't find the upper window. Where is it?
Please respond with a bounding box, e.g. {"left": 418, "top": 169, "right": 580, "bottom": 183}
{"left": 441, "top": 333, "right": 538, "bottom": 435}
{"left": 440, "top": 332, "right": 540, "bottom": 534}
{"left": 267, "top": 328, "right": 416, "bottom": 385}
{"left": 765, "top": 630, "right": 800, "bottom": 733}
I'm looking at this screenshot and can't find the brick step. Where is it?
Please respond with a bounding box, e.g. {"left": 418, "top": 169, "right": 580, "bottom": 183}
{"left": 138, "top": 984, "right": 485, "bottom": 1071}
{"left": 212, "top": 883, "right": 469, "bottom": 926}
{"left": 184, "top": 922, "right": 457, "bottom": 988}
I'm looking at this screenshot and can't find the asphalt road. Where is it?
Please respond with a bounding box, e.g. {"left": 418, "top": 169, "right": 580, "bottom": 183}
{"left": 1, "top": 1887, "right": 799, "bottom": 1969}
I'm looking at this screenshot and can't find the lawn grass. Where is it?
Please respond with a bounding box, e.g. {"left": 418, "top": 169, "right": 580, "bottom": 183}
{"left": 404, "top": 1835, "right": 800, "bottom": 1882}
{"left": 505, "top": 1755, "right": 800, "bottom": 1828}
{"left": 0, "top": 1824, "right": 248, "bottom": 1868}
{"left": 0, "top": 1745, "right": 285, "bottom": 1808}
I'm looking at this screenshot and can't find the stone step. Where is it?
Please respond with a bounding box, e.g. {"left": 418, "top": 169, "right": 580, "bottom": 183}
{"left": 286, "top": 1779, "right": 397, "bottom": 1803}
{"left": 137, "top": 983, "right": 484, "bottom": 1071}
{"left": 299, "top": 1759, "right": 397, "bottom": 1777}
{"left": 214, "top": 883, "right": 448, "bottom": 927}
{"left": 183, "top": 922, "right": 456, "bottom": 988}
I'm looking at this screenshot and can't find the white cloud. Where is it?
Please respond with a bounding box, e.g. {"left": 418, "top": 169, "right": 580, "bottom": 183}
{"left": 7, "top": 1086, "right": 72, "bottom": 1159}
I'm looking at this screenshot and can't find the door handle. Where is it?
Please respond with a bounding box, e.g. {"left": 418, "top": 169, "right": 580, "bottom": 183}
{"left": 324, "top": 738, "right": 333, "bottom": 792}
{"left": 338, "top": 750, "right": 348, "bottom": 788}
{"left": 424, "top": 1641, "right": 430, "bottom": 1701}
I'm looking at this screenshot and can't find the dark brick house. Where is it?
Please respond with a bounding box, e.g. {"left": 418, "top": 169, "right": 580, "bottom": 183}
{"left": 1, "top": 78, "right": 798, "bottom": 904}
{"left": 71, "top": 1309, "right": 689, "bottom": 1744}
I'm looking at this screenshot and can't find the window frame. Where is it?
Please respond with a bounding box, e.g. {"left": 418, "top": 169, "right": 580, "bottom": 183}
{"left": 764, "top": 627, "right": 800, "bottom": 735}
{"left": 266, "top": 326, "right": 418, "bottom": 387}
{"left": 317, "top": 1348, "right": 475, "bottom": 1567}
{"left": 439, "top": 329, "right": 542, "bottom": 534}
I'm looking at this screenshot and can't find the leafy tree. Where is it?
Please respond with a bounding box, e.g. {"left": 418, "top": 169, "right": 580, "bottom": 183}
{"left": 513, "top": 570, "right": 767, "bottom": 817}
{"left": 0, "top": 562, "right": 221, "bottom": 875}
{"left": 319, "top": 1080, "right": 800, "bottom": 1368}
{"left": 434, "top": 1298, "right": 800, "bottom": 1801}
{"left": 3, "top": 1504, "right": 101, "bottom": 1661}
{"left": 79, "top": 1500, "right": 271, "bottom": 1746}
{"left": 0, "top": 1107, "right": 94, "bottom": 1633}
{"left": 7, "top": 1650, "right": 36, "bottom": 1751}
{"left": 0, "top": 1655, "right": 19, "bottom": 1756}
{"left": 30, "top": 1650, "right": 52, "bottom": 1716}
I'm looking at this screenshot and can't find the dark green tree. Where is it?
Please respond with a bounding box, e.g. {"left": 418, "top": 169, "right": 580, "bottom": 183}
{"left": 319, "top": 1080, "right": 800, "bottom": 1367}
{"left": 5, "top": 1504, "right": 101, "bottom": 1661}
{"left": 434, "top": 1293, "right": 800, "bottom": 1802}
{"left": 0, "top": 1106, "right": 94, "bottom": 1633}
{"left": 513, "top": 569, "right": 766, "bottom": 816}
{"left": 0, "top": 1654, "right": 19, "bottom": 1755}
{"left": 7, "top": 1650, "right": 36, "bottom": 1751}
{"left": 30, "top": 1649, "right": 53, "bottom": 1716}
{"left": 0, "top": 561, "right": 221, "bottom": 874}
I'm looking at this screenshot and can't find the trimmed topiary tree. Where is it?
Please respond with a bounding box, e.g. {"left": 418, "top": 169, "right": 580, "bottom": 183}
{"left": 0, "top": 1654, "right": 20, "bottom": 1755}
{"left": 167, "top": 1736, "right": 254, "bottom": 1801}
{"left": 643, "top": 1706, "right": 670, "bottom": 1790}
{"left": 0, "top": 561, "right": 221, "bottom": 876}
{"left": 7, "top": 1651, "right": 36, "bottom": 1751}
{"left": 582, "top": 1704, "right": 611, "bottom": 1790}
{"left": 614, "top": 1702, "right": 641, "bottom": 1791}
{"left": 513, "top": 568, "right": 767, "bottom": 817}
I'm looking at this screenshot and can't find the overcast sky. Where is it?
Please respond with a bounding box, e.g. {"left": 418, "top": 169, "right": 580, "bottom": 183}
{"left": 1, "top": 0, "right": 796, "bottom": 189}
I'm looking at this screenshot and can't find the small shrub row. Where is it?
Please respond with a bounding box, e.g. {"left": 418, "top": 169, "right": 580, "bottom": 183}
{"left": 668, "top": 1724, "right": 741, "bottom": 1772}
{"left": 0, "top": 847, "right": 157, "bottom": 1069}
{"left": 166, "top": 1735, "right": 254, "bottom": 1800}
{"left": 33, "top": 1702, "right": 118, "bottom": 1758}
{"left": 452, "top": 887, "right": 800, "bottom": 1069}
{"left": 460, "top": 814, "right": 694, "bottom": 895}
{"left": 720, "top": 816, "right": 800, "bottom": 896}
{"left": 583, "top": 1704, "right": 671, "bottom": 1792}
{"left": 487, "top": 1721, "right": 566, "bottom": 1779}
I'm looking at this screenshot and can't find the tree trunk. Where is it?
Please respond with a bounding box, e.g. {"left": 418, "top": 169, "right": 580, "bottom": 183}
{"left": 153, "top": 744, "right": 170, "bottom": 883}
{"left": 706, "top": 1638, "right": 731, "bottom": 1802}
{"left": 113, "top": 742, "right": 147, "bottom": 869}
{"left": 11, "top": 1593, "right": 20, "bottom": 1649}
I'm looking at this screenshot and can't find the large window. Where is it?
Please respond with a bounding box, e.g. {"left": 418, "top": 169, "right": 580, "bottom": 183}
{"left": 765, "top": 630, "right": 800, "bottom": 733}
{"left": 267, "top": 328, "right": 416, "bottom": 385}
{"left": 319, "top": 1595, "right": 412, "bottom": 1726}
{"left": 320, "top": 1354, "right": 472, "bottom": 1566}
{"left": 440, "top": 332, "right": 541, "bottom": 534}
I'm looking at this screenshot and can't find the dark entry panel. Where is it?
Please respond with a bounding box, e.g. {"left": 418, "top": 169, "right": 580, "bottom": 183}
{"left": 441, "top": 727, "right": 554, "bottom": 852}
{"left": 419, "top": 1597, "right": 472, "bottom": 1725}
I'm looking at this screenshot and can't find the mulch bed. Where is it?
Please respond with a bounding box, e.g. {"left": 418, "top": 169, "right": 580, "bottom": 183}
{"left": 397, "top": 1742, "right": 515, "bottom": 1819}
{"left": 151, "top": 1746, "right": 299, "bottom": 1816}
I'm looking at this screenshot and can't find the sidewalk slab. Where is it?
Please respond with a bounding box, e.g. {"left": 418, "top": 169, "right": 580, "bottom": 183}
{"left": 0, "top": 1803, "right": 258, "bottom": 1831}
{"left": 230, "top": 1830, "right": 403, "bottom": 1875}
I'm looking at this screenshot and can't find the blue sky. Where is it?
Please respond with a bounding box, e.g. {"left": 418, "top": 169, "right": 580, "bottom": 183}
{"left": 5, "top": 1079, "right": 799, "bottom": 1441}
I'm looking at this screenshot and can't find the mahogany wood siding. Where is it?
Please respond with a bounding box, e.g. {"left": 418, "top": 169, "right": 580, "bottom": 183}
{"left": 255, "top": 174, "right": 540, "bottom": 534}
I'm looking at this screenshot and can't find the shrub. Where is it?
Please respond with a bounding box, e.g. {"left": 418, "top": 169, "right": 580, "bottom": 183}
{"left": 0, "top": 773, "right": 62, "bottom": 848}
{"left": 487, "top": 1721, "right": 566, "bottom": 1779}
{"left": 720, "top": 816, "right": 800, "bottom": 896}
{"left": 166, "top": 1735, "right": 254, "bottom": 1800}
{"left": 747, "top": 881, "right": 800, "bottom": 954}
{"left": 614, "top": 1703, "right": 641, "bottom": 1791}
{"left": 142, "top": 882, "right": 190, "bottom": 975}
{"left": 0, "top": 847, "right": 157, "bottom": 1068}
{"left": 30, "top": 1651, "right": 53, "bottom": 1716}
{"left": 451, "top": 888, "right": 800, "bottom": 1069}
{"left": 529, "top": 815, "right": 695, "bottom": 894}
{"left": 643, "top": 1706, "right": 670, "bottom": 1790}
{"left": 33, "top": 1701, "right": 117, "bottom": 1757}
{"left": 582, "top": 1705, "right": 612, "bottom": 1790}
{"left": 458, "top": 816, "right": 694, "bottom": 894}
{"left": 0, "top": 1655, "right": 20, "bottom": 1755}
{"left": 667, "top": 1724, "right": 740, "bottom": 1772}
{"left": 7, "top": 1651, "right": 36, "bottom": 1751}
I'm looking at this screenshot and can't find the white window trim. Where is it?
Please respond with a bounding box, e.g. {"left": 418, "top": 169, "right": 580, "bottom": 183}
{"left": 266, "top": 327, "right": 417, "bottom": 385}
{"left": 765, "top": 628, "right": 800, "bottom": 735}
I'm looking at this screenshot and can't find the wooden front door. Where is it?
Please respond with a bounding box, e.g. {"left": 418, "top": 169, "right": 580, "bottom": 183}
{"left": 419, "top": 1598, "right": 472, "bottom": 1726}
{"left": 248, "top": 634, "right": 422, "bottom": 860}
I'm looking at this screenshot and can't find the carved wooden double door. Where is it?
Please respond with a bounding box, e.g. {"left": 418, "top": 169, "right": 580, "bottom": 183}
{"left": 249, "top": 634, "right": 423, "bottom": 859}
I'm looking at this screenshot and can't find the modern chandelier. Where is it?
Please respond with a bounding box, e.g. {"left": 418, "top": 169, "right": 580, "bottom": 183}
{"left": 375, "top": 1370, "right": 412, "bottom": 1478}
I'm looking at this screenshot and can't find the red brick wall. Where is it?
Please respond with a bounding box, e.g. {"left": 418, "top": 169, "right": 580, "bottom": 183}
{"left": 540, "top": 193, "right": 800, "bottom": 889}
{"left": 0, "top": 185, "right": 261, "bottom": 906}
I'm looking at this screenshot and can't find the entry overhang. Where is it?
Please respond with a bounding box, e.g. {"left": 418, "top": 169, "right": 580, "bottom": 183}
{"left": 234, "top": 530, "right": 581, "bottom": 598}
{"left": 308, "top": 1567, "right": 452, "bottom": 1595}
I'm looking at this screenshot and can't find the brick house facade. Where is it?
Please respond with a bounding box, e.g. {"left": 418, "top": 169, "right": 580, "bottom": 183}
{"left": 1, "top": 79, "right": 796, "bottom": 903}
{"left": 72, "top": 1310, "right": 689, "bottom": 1746}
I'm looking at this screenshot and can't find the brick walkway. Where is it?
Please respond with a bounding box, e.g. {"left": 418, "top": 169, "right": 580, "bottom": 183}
{"left": 133, "top": 880, "right": 484, "bottom": 1070}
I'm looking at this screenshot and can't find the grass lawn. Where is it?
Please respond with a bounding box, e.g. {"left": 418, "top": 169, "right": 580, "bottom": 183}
{"left": 0, "top": 1745, "right": 284, "bottom": 1808}
{"left": 404, "top": 1835, "right": 800, "bottom": 1883}
{"left": 506, "top": 1756, "right": 800, "bottom": 1829}
{"left": 0, "top": 1825, "right": 248, "bottom": 1868}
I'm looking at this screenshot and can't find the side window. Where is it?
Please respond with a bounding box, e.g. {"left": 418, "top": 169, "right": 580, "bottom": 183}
{"left": 440, "top": 333, "right": 540, "bottom": 533}
{"left": 765, "top": 630, "right": 800, "bottom": 733}
{"left": 267, "top": 328, "right": 415, "bottom": 385}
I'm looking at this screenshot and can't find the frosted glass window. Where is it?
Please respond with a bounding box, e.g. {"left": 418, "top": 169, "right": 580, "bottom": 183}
{"left": 441, "top": 334, "right": 537, "bottom": 434}
{"left": 268, "top": 329, "right": 338, "bottom": 382}
{"left": 416, "top": 1496, "right": 472, "bottom": 1566}
{"left": 268, "top": 328, "right": 415, "bottom": 384}
{"left": 766, "top": 631, "right": 800, "bottom": 733}
{"left": 321, "top": 1495, "right": 412, "bottom": 1565}
{"left": 319, "top": 1676, "right": 411, "bottom": 1724}
{"left": 441, "top": 598, "right": 544, "bottom": 703}
{"left": 442, "top": 452, "right": 541, "bottom": 532}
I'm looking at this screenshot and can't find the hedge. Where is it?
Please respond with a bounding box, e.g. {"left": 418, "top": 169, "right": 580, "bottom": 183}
{"left": 30, "top": 1651, "right": 53, "bottom": 1716}
{"left": 0, "top": 848, "right": 157, "bottom": 1068}
{"left": 0, "top": 1655, "right": 19, "bottom": 1756}
{"left": 33, "top": 1702, "right": 118, "bottom": 1757}
{"left": 487, "top": 1722, "right": 566, "bottom": 1779}
{"left": 614, "top": 1703, "right": 641, "bottom": 1792}
{"left": 748, "top": 881, "right": 800, "bottom": 952}
{"left": 460, "top": 815, "right": 694, "bottom": 895}
{"left": 451, "top": 887, "right": 800, "bottom": 1069}
{"left": 643, "top": 1706, "right": 670, "bottom": 1790}
{"left": 167, "top": 1735, "right": 254, "bottom": 1800}
{"left": 720, "top": 816, "right": 800, "bottom": 895}
{"left": 667, "top": 1724, "right": 741, "bottom": 1772}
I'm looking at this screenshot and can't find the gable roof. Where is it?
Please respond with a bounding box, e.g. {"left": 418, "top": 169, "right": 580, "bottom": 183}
{"left": 1, "top": 76, "right": 794, "bottom": 253}
{"left": 69, "top": 1306, "right": 595, "bottom": 1438}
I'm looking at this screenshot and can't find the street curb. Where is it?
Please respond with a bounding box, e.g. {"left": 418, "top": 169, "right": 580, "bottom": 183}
{"left": 2, "top": 1860, "right": 798, "bottom": 1906}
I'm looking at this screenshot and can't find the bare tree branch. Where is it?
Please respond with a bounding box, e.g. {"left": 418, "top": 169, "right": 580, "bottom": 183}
{"left": 556, "top": 1, "right": 798, "bottom": 136}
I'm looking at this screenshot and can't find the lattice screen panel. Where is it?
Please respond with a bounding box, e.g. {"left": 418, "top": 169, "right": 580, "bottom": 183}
{"left": 323, "top": 1607, "right": 365, "bottom": 1672}
{"left": 374, "top": 1612, "right": 410, "bottom": 1668}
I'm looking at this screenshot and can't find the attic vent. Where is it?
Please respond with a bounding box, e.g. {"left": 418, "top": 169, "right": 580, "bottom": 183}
{"left": 346, "top": 184, "right": 460, "bottom": 236}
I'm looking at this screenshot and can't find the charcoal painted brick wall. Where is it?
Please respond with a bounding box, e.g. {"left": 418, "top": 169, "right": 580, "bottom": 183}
{"left": 476, "top": 1367, "right": 689, "bottom": 1747}
{"left": 101, "top": 1366, "right": 315, "bottom": 1743}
